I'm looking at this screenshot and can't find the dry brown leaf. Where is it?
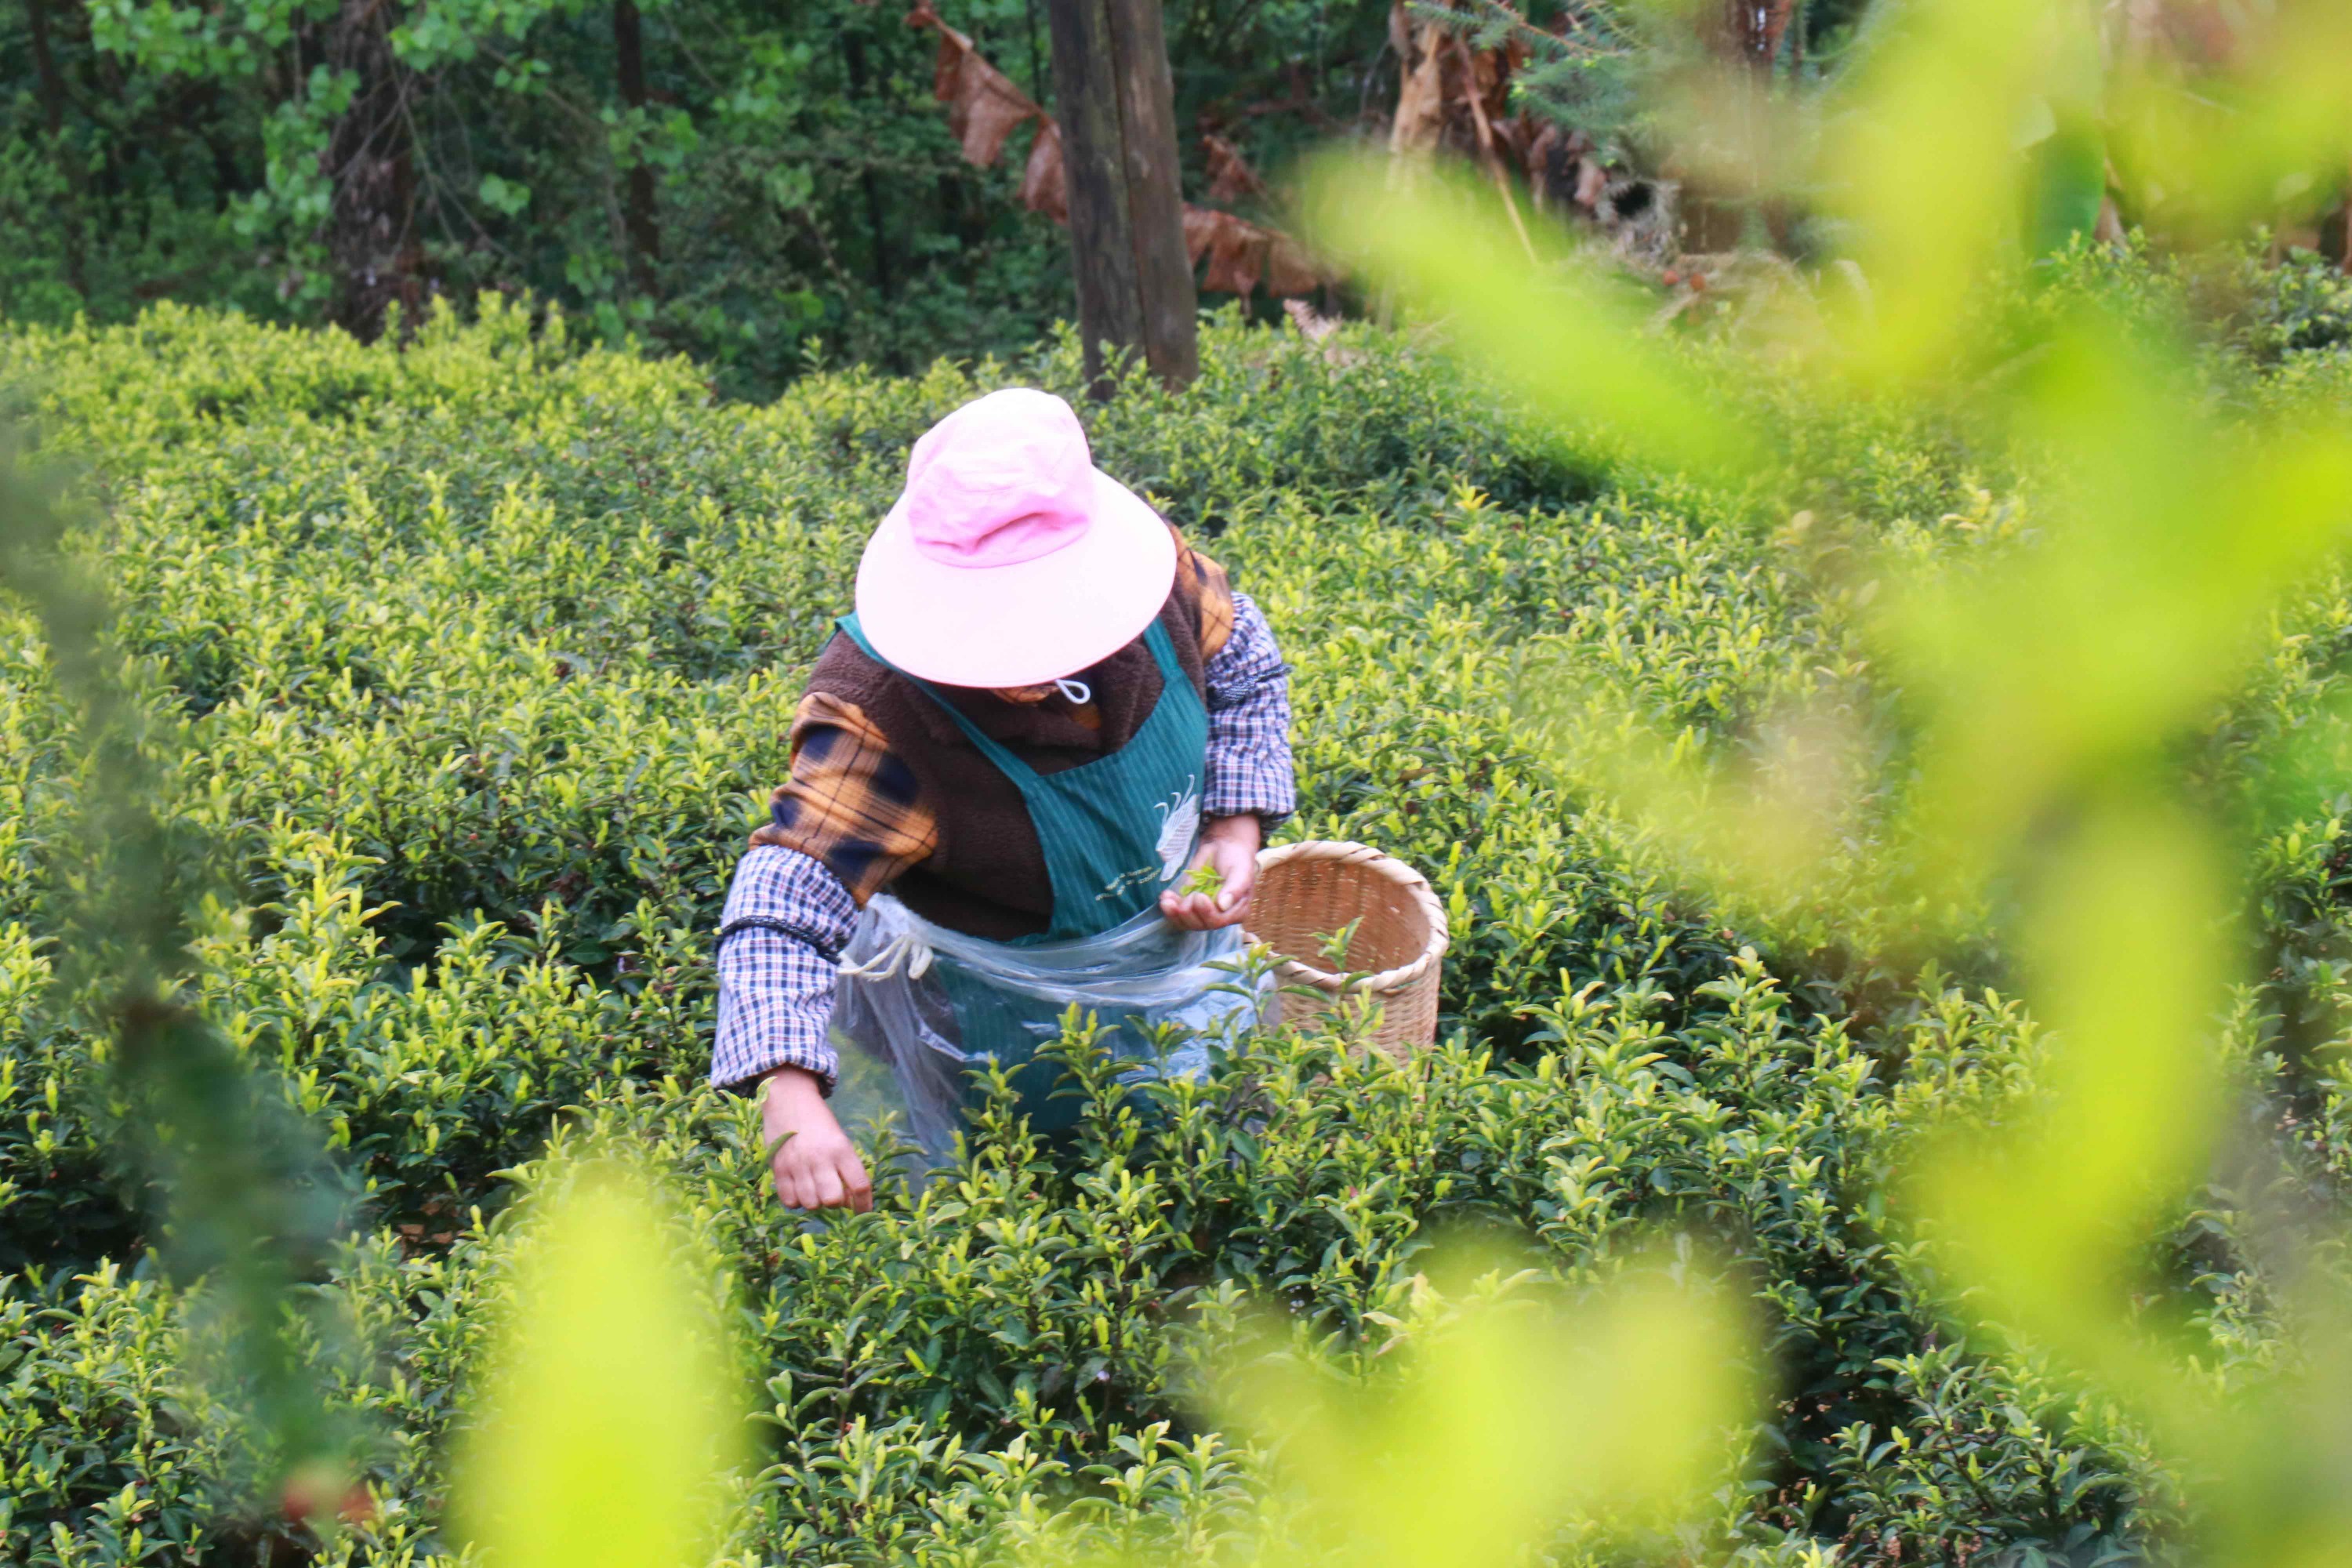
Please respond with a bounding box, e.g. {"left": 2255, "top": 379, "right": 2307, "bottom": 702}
{"left": 1183, "top": 205, "right": 1330, "bottom": 298}
{"left": 1021, "top": 121, "right": 1067, "bottom": 220}
{"left": 908, "top": 0, "right": 1043, "bottom": 168}
{"left": 1283, "top": 297, "right": 1338, "bottom": 340}
{"left": 1181, "top": 204, "right": 1221, "bottom": 267}
{"left": 943, "top": 53, "right": 1040, "bottom": 165}
{"left": 1283, "top": 296, "right": 1365, "bottom": 366}
{"left": 1203, "top": 132, "right": 1269, "bottom": 205}
{"left": 1198, "top": 209, "right": 1266, "bottom": 296}
{"left": 1465, "top": 29, "right": 1515, "bottom": 112}
{"left": 1264, "top": 234, "right": 1324, "bottom": 297}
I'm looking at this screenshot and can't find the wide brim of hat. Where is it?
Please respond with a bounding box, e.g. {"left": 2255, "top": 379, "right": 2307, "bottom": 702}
{"left": 853, "top": 467, "right": 1178, "bottom": 688}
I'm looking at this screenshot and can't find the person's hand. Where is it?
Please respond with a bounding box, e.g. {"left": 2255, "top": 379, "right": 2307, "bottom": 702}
{"left": 1160, "top": 814, "right": 1261, "bottom": 931}
{"left": 760, "top": 1066, "right": 873, "bottom": 1212}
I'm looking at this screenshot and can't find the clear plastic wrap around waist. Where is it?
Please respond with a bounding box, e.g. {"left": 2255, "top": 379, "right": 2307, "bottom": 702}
{"left": 828, "top": 891, "right": 1261, "bottom": 1163}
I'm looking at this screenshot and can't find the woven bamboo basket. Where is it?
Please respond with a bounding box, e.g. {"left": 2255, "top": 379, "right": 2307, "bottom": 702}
{"left": 1243, "top": 840, "right": 1450, "bottom": 1058}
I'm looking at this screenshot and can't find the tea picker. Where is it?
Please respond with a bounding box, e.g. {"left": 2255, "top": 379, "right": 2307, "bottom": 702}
{"left": 710, "top": 389, "right": 1296, "bottom": 1210}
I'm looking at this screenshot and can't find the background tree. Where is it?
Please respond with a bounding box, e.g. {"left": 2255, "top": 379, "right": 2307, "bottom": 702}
{"left": 1044, "top": 0, "right": 1198, "bottom": 392}
{"left": 2, "top": 0, "right": 1396, "bottom": 391}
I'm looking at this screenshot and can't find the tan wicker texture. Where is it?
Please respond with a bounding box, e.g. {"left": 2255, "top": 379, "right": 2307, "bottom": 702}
{"left": 1243, "top": 840, "right": 1450, "bottom": 1058}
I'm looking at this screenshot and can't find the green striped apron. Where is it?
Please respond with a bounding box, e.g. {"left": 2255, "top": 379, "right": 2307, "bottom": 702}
{"left": 836, "top": 612, "right": 1211, "bottom": 1135}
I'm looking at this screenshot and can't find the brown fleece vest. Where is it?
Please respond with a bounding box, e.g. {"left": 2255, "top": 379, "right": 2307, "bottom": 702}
{"left": 811, "top": 591, "right": 1210, "bottom": 941}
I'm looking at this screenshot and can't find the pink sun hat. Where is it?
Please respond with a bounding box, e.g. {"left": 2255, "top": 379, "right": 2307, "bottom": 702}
{"left": 853, "top": 387, "right": 1177, "bottom": 688}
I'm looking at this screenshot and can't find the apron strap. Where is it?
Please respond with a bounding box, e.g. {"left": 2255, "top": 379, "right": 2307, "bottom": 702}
{"left": 835, "top": 613, "right": 1031, "bottom": 777}
{"left": 1136, "top": 616, "right": 1185, "bottom": 688}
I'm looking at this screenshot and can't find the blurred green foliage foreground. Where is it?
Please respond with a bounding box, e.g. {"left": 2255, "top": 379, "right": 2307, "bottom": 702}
{"left": 13, "top": 6, "right": 2352, "bottom": 1559}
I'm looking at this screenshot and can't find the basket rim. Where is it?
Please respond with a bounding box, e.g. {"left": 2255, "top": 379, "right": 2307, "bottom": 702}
{"left": 1247, "top": 839, "right": 1450, "bottom": 996}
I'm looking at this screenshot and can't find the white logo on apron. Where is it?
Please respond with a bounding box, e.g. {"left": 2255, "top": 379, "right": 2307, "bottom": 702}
{"left": 1155, "top": 775, "right": 1201, "bottom": 881}
{"left": 1097, "top": 775, "right": 1202, "bottom": 902}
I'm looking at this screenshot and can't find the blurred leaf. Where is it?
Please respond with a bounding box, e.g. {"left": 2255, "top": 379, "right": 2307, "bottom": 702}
{"left": 1211, "top": 1248, "right": 1756, "bottom": 1564}
{"left": 2024, "top": 118, "right": 2109, "bottom": 256}
{"left": 451, "top": 1159, "right": 748, "bottom": 1568}
{"left": 1910, "top": 797, "right": 2225, "bottom": 1369}
{"left": 2107, "top": 1, "right": 2352, "bottom": 242}
{"left": 1300, "top": 155, "right": 1762, "bottom": 479}
{"left": 1291, "top": 5, "right": 2352, "bottom": 1564}
{"left": 1823, "top": 0, "right": 2093, "bottom": 380}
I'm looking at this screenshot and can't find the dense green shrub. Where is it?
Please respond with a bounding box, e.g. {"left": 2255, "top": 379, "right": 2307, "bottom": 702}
{"left": 4, "top": 292, "right": 2352, "bottom": 1565}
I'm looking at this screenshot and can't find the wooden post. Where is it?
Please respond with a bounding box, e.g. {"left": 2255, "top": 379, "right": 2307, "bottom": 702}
{"left": 1043, "top": 0, "right": 1198, "bottom": 395}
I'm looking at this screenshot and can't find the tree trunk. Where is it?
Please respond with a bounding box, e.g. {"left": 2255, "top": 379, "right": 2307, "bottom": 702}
{"left": 614, "top": 0, "right": 661, "bottom": 297}
{"left": 1043, "top": 0, "right": 1197, "bottom": 395}
{"left": 323, "top": 0, "right": 421, "bottom": 340}
{"left": 26, "top": 0, "right": 89, "bottom": 299}
{"left": 843, "top": 32, "right": 895, "bottom": 300}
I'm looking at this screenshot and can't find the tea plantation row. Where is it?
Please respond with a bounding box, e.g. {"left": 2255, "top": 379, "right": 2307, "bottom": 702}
{"left": 2, "top": 284, "right": 2350, "bottom": 1566}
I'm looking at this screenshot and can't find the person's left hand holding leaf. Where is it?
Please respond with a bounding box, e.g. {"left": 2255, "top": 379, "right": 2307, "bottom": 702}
{"left": 1161, "top": 814, "right": 1261, "bottom": 931}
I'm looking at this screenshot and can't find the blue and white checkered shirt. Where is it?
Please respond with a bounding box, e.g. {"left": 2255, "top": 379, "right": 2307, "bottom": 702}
{"left": 711, "top": 591, "right": 1294, "bottom": 1092}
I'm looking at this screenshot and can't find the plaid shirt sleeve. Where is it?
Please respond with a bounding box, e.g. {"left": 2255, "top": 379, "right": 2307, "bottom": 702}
{"left": 1182, "top": 533, "right": 1236, "bottom": 659}
{"left": 751, "top": 691, "right": 941, "bottom": 903}
{"left": 717, "top": 688, "right": 935, "bottom": 1097}
{"left": 1203, "top": 590, "right": 1295, "bottom": 828}
{"left": 711, "top": 844, "right": 857, "bottom": 1094}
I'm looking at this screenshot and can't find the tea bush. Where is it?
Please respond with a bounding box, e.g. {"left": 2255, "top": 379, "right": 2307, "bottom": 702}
{"left": 5, "top": 278, "right": 2352, "bottom": 1566}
